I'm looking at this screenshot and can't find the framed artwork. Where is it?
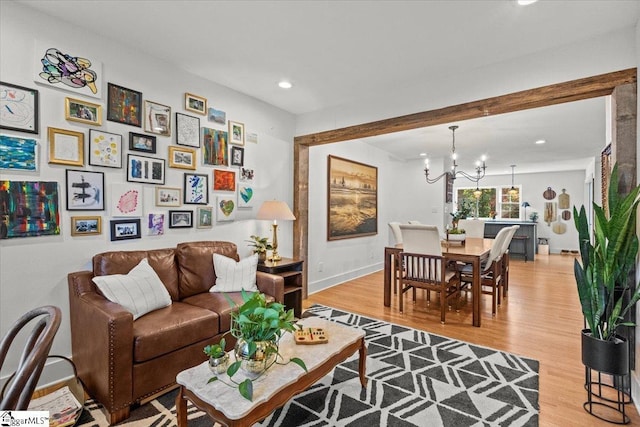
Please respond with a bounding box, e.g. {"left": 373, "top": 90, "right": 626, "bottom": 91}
{"left": 240, "top": 167, "right": 255, "bottom": 181}
{"left": 107, "top": 83, "right": 142, "bottom": 127}
{"left": 155, "top": 186, "right": 181, "bottom": 207}
{"left": 110, "top": 183, "right": 142, "bottom": 217}
{"left": 327, "top": 155, "right": 378, "bottom": 241}
{"left": 65, "top": 97, "right": 102, "bottom": 126}
{"left": 89, "top": 129, "right": 122, "bottom": 168}
{"left": 229, "top": 120, "right": 245, "bottom": 146}
{"left": 231, "top": 146, "right": 244, "bottom": 167}
{"left": 144, "top": 100, "right": 171, "bottom": 136}
{"left": 213, "top": 169, "right": 236, "bottom": 192}
{"left": 126, "top": 154, "right": 165, "bottom": 185}
{"left": 0, "top": 135, "right": 38, "bottom": 171}
{"left": 176, "top": 112, "right": 200, "bottom": 147}
{"left": 168, "top": 210, "right": 193, "bottom": 228}
{"left": 129, "top": 132, "right": 156, "bottom": 154}
{"left": 48, "top": 127, "right": 84, "bottom": 166}
{"left": 202, "top": 127, "right": 228, "bottom": 166}
{"left": 169, "top": 146, "right": 196, "bottom": 170}
{"left": 184, "top": 173, "right": 209, "bottom": 205}
{"left": 71, "top": 216, "right": 101, "bottom": 236}
{"left": 0, "top": 81, "right": 39, "bottom": 134}
{"left": 0, "top": 180, "right": 60, "bottom": 239}
{"left": 35, "top": 43, "right": 102, "bottom": 98}
{"left": 185, "top": 93, "right": 207, "bottom": 115}
{"left": 65, "top": 169, "right": 104, "bottom": 211}
{"left": 110, "top": 218, "right": 141, "bottom": 241}
{"left": 196, "top": 207, "right": 213, "bottom": 229}
{"left": 238, "top": 183, "right": 254, "bottom": 208}
{"left": 208, "top": 107, "right": 226, "bottom": 124}
{"left": 246, "top": 132, "right": 258, "bottom": 144}
{"left": 216, "top": 196, "right": 236, "bottom": 222}
{"left": 147, "top": 213, "right": 165, "bottom": 236}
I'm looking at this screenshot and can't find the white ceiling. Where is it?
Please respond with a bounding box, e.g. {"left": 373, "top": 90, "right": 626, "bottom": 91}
{"left": 15, "top": 0, "right": 640, "bottom": 174}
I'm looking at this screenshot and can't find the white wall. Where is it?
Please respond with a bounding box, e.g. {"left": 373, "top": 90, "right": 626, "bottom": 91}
{"left": 0, "top": 2, "right": 296, "bottom": 384}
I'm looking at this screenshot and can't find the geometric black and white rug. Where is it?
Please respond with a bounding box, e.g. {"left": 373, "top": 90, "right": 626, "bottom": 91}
{"left": 77, "top": 304, "right": 539, "bottom": 426}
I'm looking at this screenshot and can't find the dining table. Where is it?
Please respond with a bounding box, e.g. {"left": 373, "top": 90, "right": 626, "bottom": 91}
{"left": 383, "top": 237, "right": 494, "bottom": 327}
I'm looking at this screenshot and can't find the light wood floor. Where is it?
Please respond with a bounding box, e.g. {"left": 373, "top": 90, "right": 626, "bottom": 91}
{"left": 303, "top": 254, "right": 640, "bottom": 426}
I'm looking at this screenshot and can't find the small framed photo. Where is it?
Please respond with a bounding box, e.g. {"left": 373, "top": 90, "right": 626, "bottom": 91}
{"left": 0, "top": 81, "right": 39, "bottom": 134}
{"left": 65, "top": 97, "right": 102, "bottom": 126}
{"left": 208, "top": 107, "right": 226, "bottom": 124}
{"left": 169, "top": 146, "right": 196, "bottom": 170}
{"left": 71, "top": 216, "right": 102, "bottom": 236}
{"left": 144, "top": 100, "right": 171, "bottom": 136}
{"left": 89, "top": 129, "right": 122, "bottom": 168}
{"left": 110, "top": 218, "right": 141, "bottom": 241}
{"left": 229, "top": 120, "right": 245, "bottom": 146}
{"left": 155, "top": 186, "right": 181, "bottom": 207}
{"left": 196, "top": 207, "right": 213, "bottom": 229}
{"left": 126, "top": 154, "right": 165, "bottom": 184}
{"left": 169, "top": 210, "right": 193, "bottom": 228}
{"left": 213, "top": 169, "right": 236, "bottom": 192}
{"left": 48, "top": 127, "right": 84, "bottom": 166}
{"left": 185, "top": 93, "right": 207, "bottom": 115}
{"left": 129, "top": 132, "right": 156, "bottom": 153}
{"left": 65, "top": 169, "right": 105, "bottom": 211}
{"left": 184, "top": 173, "right": 209, "bottom": 205}
{"left": 107, "top": 83, "right": 142, "bottom": 127}
{"left": 176, "top": 112, "right": 200, "bottom": 147}
{"left": 231, "top": 146, "right": 244, "bottom": 167}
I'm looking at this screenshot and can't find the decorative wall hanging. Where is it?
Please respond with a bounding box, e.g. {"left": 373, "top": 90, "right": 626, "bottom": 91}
{"left": 89, "top": 129, "right": 121, "bottom": 168}
{"left": 246, "top": 132, "right": 258, "bottom": 144}
{"left": 71, "top": 216, "right": 101, "bottom": 236}
{"left": 110, "top": 183, "right": 142, "bottom": 217}
{"left": 238, "top": 184, "right": 254, "bottom": 209}
{"left": 544, "top": 202, "right": 556, "bottom": 226}
{"left": 183, "top": 173, "right": 209, "bottom": 205}
{"left": 231, "top": 146, "right": 244, "bottom": 167}
{"left": 0, "top": 180, "right": 60, "bottom": 239}
{"left": 327, "top": 155, "right": 378, "bottom": 241}
{"left": 543, "top": 187, "right": 556, "bottom": 200}
{"left": 110, "top": 218, "right": 141, "bottom": 241}
{"left": 48, "top": 127, "right": 84, "bottom": 166}
{"left": 126, "top": 154, "right": 165, "bottom": 184}
{"left": 601, "top": 144, "right": 612, "bottom": 218}
{"left": 155, "top": 187, "right": 181, "bottom": 207}
{"left": 0, "top": 81, "right": 39, "bottom": 134}
{"left": 0, "top": 135, "right": 37, "bottom": 171}
{"left": 65, "top": 169, "right": 104, "bottom": 211}
{"left": 196, "top": 207, "right": 213, "bottom": 229}
{"left": 216, "top": 196, "right": 236, "bottom": 222}
{"left": 552, "top": 215, "right": 567, "bottom": 234}
{"left": 561, "top": 210, "right": 571, "bottom": 221}
{"left": 185, "top": 93, "right": 207, "bottom": 115}
{"left": 175, "top": 112, "right": 200, "bottom": 147}
{"left": 147, "top": 213, "right": 165, "bottom": 236}
{"left": 228, "top": 120, "right": 245, "bottom": 146}
{"left": 65, "top": 97, "right": 102, "bottom": 126}
{"left": 558, "top": 189, "right": 570, "bottom": 209}
{"left": 168, "top": 146, "right": 196, "bottom": 170}
{"left": 207, "top": 107, "right": 226, "bottom": 124}
{"left": 34, "top": 43, "right": 102, "bottom": 98}
{"left": 240, "top": 167, "right": 255, "bottom": 181}
{"left": 144, "top": 100, "right": 171, "bottom": 136}
{"left": 202, "top": 127, "right": 228, "bottom": 166}
{"left": 107, "top": 83, "right": 142, "bottom": 127}
{"left": 129, "top": 132, "right": 156, "bottom": 154}
{"left": 213, "top": 169, "right": 236, "bottom": 192}
{"left": 168, "top": 210, "right": 193, "bottom": 228}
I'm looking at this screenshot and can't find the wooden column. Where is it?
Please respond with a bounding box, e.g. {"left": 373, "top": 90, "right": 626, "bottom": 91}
{"left": 293, "top": 142, "right": 309, "bottom": 298}
{"left": 611, "top": 82, "right": 638, "bottom": 193}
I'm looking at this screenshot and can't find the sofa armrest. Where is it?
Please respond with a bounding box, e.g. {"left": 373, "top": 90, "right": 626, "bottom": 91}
{"left": 68, "top": 271, "right": 134, "bottom": 414}
{"left": 256, "top": 271, "right": 284, "bottom": 303}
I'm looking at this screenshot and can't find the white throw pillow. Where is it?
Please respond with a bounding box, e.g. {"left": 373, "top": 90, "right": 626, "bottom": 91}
{"left": 92, "top": 258, "right": 172, "bottom": 320}
{"left": 211, "top": 253, "right": 259, "bottom": 293}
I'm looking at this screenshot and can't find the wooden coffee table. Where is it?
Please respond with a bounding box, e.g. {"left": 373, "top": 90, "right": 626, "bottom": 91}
{"left": 175, "top": 317, "right": 367, "bottom": 427}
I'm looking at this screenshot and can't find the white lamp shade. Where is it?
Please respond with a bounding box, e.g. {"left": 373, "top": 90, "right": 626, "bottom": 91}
{"left": 256, "top": 200, "right": 295, "bottom": 221}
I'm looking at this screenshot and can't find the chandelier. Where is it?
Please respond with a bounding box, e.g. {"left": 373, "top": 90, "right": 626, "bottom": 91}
{"left": 424, "top": 125, "right": 487, "bottom": 184}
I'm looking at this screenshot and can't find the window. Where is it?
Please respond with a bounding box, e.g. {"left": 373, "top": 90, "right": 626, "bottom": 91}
{"left": 455, "top": 186, "right": 521, "bottom": 219}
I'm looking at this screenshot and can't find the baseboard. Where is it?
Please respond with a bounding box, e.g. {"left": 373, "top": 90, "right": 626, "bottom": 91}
{"left": 0, "top": 355, "right": 77, "bottom": 396}
{"left": 632, "top": 368, "right": 640, "bottom": 415}
{"left": 308, "top": 262, "right": 382, "bottom": 294}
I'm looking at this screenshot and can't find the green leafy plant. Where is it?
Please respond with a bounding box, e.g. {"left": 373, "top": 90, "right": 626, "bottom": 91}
{"left": 207, "top": 291, "right": 306, "bottom": 401}
{"left": 529, "top": 212, "right": 539, "bottom": 222}
{"left": 574, "top": 164, "right": 640, "bottom": 341}
{"left": 203, "top": 337, "right": 226, "bottom": 359}
{"left": 246, "top": 235, "right": 273, "bottom": 254}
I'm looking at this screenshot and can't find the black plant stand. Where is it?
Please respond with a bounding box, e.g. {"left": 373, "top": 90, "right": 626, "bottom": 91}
{"left": 584, "top": 366, "right": 631, "bottom": 424}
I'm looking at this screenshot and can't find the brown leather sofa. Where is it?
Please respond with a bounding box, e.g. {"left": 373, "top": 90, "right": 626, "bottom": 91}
{"left": 67, "top": 241, "right": 284, "bottom": 424}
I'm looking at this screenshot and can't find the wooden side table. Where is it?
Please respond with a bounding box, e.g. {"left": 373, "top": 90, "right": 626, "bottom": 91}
{"left": 257, "top": 258, "right": 303, "bottom": 318}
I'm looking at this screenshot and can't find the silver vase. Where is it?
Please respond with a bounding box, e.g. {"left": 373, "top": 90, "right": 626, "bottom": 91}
{"left": 234, "top": 338, "right": 278, "bottom": 374}
{"left": 208, "top": 354, "right": 230, "bottom": 375}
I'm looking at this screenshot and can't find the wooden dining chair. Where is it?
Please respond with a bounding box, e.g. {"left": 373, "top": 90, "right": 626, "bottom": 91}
{"left": 459, "top": 226, "right": 511, "bottom": 316}
{"left": 398, "top": 224, "right": 461, "bottom": 323}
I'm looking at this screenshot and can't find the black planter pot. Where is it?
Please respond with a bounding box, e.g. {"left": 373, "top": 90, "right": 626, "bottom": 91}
{"left": 581, "top": 329, "right": 629, "bottom": 375}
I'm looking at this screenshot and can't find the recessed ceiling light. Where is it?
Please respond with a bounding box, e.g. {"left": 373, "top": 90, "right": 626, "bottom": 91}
{"left": 517, "top": 0, "right": 538, "bottom": 5}
{"left": 535, "top": 139, "right": 546, "bottom": 145}
{"left": 419, "top": 152, "right": 427, "bottom": 157}
{"left": 278, "top": 81, "right": 292, "bottom": 89}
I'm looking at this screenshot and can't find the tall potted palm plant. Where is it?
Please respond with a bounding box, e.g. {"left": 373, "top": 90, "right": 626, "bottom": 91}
{"left": 574, "top": 164, "right": 640, "bottom": 376}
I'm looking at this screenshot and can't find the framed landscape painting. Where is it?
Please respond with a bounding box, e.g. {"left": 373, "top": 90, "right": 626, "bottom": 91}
{"left": 327, "top": 155, "right": 377, "bottom": 241}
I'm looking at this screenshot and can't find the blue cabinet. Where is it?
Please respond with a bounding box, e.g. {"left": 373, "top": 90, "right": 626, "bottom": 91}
{"left": 484, "top": 221, "right": 537, "bottom": 261}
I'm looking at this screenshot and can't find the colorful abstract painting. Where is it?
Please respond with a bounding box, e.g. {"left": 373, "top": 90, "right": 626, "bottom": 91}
{"left": 202, "top": 127, "right": 228, "bottom": 166}
{"left": 0, "top": 181, "right": 60, "bottom": 239}
{"left": 0, "top": 135, "right": 37, "bottom": 170}
{"left": 213, "top": 169, "right": 236, "bottom": 192}
{"left": 238, "top": 184, "right": 254, "bottom": 208}
{"left": 216, "top": 196, "right": 236, "bottom": 222}
{"left": 111, "top": 183, "right": 142, "bottom": 217}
